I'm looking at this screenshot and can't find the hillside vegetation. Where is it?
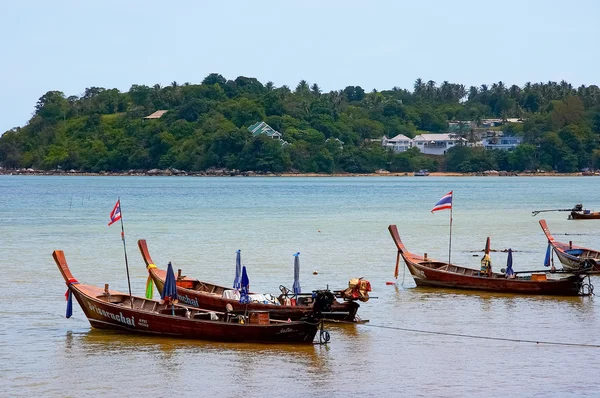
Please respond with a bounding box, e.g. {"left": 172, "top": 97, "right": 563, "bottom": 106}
{"left": 1, "top": 74, "right": 599, "bottom": 173}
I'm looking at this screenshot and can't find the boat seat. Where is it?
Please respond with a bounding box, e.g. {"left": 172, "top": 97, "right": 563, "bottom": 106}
{"left": 159, "top": 308, "right": 189, "bottom": 317}
{"left": 193, "top": 312, "right": 213, "bottom": 320}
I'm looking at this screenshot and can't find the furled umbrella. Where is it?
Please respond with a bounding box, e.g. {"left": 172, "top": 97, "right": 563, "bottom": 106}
{"left": 161, "top": 261, "right": 178, "bottom": 315}
{"left": 239, "top": 266, "right": 250, "bottom": 304}
{"left": 233, "top": 250, "right": 241, "bottom": 289}
{"left": 505, "top": 248, "right": 515, "bottom": 278}
{"left": 544, "top": 243, "right": 552, "bottom": 267}
{"left": 293, "top": 252, "right": 301, "bottom": 295}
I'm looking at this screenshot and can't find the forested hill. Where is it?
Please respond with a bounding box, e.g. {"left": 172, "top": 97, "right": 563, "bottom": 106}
{"left": 1, "top": 74, "right": 599, "bottom": 174}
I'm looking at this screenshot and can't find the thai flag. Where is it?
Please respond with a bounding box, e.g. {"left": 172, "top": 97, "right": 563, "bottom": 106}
{"left": 431, "top": 191, "right": 453, "bottom": 213}
{"left": 108, "top": 200, "right": 122, "bottom": 226}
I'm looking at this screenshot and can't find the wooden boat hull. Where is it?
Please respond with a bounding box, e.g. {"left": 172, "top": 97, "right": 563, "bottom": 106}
{"left": 389, "top": 225, "right": 585, "bottom": 296}
{"left": 539, "top": 219, "right": 600, "bottom": 271}
{"left": 404, "top": 261, "right": 582, "bottom": 295}
{"left": 570, "top": 211, "right": 600, "bottom": 220}
{"left": 138, "top": 240, "right": 361, "bottom": 323}
{"left": 54, "top": 251, "right": 319, "bottom": 344}
{"left": 73, "top": 289, "right": 318, "bottom": 343}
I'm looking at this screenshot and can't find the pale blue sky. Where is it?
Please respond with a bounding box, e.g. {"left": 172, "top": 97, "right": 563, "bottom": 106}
{"left": 1, "top": 0, "right": 598, "bottom": 133}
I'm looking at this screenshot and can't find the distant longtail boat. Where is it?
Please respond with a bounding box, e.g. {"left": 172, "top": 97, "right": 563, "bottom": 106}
{"left": 539, "top": 219, "right": 600, "bottom": 271}
{"left": 388, "top": 225, "right": 588, "bottom": 296}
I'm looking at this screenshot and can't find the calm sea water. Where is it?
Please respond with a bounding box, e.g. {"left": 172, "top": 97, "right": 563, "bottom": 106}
{"left": 1, "top": 175, "right": 600, "bottom": 397}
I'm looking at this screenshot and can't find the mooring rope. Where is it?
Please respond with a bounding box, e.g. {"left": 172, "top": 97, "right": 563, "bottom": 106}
{"left": 360, "top": 323, "right": 600, "bottom": 348}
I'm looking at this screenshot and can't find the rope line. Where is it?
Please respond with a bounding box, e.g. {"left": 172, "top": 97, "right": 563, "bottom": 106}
{"left": 360, "top": 323, "right": 600, "bottom": 348}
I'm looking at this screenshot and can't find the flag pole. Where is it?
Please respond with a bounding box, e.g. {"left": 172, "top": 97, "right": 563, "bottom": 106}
{"left": 448, "top": 204, "right": 453, "bottom": 265}
{"left": 118, "top": 197, "right": 134, "bottom": 308}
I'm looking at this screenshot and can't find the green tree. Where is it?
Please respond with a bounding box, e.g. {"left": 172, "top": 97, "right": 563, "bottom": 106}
{"left": 35, "top": 91, "right": 68, "bottom": 120}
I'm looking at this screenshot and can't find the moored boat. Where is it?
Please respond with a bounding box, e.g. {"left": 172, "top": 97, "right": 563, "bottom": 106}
{"left": 539, "top": 219, "right": 600, "bottom": 271}
{"left": 54, "top": 250, "right": 324, "bottom": 344}
{"left": 532, "top": 204, "right": 600, "bottom": 220}
{"left": 388, "top": 225, "right": 587, "bottom": 296}
{"left": 569, "top": 210, "right": 600, "bottom": 220}
{"left": 137, "top": 239, "right": 367, "bottom": 323}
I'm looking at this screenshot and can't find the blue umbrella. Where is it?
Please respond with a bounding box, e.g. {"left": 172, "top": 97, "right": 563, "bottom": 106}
{"left": 506, "top": 248, "right": 514, "bottom": 277}
{"left": 293, "top": 252, "right": 301, "bottom": 295}
{"left": 239, "top": 266, "right": 250, "bottom": 304}
{"left": 544, "top": 243, "right": 552, "bottom": 267}
{"left": 161, "top": 262, "right": 178, "bottom": 315}
{"left": 233, "top": 250, "right": 241, "bottom": 289}
{"left": 66, "top": 289, "right": 74, "bottom": 318}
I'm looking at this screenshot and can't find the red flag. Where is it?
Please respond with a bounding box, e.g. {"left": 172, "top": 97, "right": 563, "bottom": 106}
{"left": 108, "top": 200, "right": 122, "bottom": 226}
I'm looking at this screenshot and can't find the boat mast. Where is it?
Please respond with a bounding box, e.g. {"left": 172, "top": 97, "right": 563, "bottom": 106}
{"left": 118, "top": 198, "right": 134, "bottom": 308}
{"left": 448, "top": 198, "right": 453, "bottom": 265}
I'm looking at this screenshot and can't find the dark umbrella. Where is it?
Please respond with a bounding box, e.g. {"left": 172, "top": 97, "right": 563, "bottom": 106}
{"left": 505, "top": 248, "right": 514, "bottom": 277}
{"left": 544, "top": 243, "right": 552, "bottom": 267}
{"left": 233, "top": 249, "right": 241, "bottom": 289}
{"left": 293, "top": 252, "right": 301, "bottom": 295}
{"left": 161, "top": 261, "right": 178, "bottom": 315}
{"left": 66, "top": 289, "right": 74, "bottom": 318}
{"left": 239, "top": 266, "right": 250, "bottom": 304}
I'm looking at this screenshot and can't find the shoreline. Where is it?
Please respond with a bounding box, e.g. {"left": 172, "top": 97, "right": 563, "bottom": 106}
{"left": 0, "top": 168, "right": 598, "bottom": 178}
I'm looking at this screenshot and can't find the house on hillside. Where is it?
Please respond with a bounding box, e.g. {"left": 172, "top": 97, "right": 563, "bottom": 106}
{"left": 382, "top": 134, "right": 412, "bottom": 153}
{"left": 482, "top": 136, "right": 523, "bottom": 150}
{"left": 412, "top": 133, "right": 466, "bottom": 155}
{"left": 248, "top": 121, "right": 281, "bottom": 139}
{"left": 247, "top": 121, "right": 289, "bottom": 145}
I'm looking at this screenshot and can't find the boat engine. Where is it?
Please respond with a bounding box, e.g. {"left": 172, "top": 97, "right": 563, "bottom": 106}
{"left": 311, "top": 290, "right": 335, "bottom": 316}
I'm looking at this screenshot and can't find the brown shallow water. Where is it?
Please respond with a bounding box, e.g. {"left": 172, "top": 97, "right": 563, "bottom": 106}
{"left": 4, "top": 284, "right": 600, "bottom": 397}
{"left": 2, "top": 176, "right": 600, "bottom": 397}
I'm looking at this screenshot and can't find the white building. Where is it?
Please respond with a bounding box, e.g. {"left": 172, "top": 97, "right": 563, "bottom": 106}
{"left": 412, "top": 134, "right": 466, "bottom": 155}
{"left": 382, "top": 134, "right": 412, "bottom": 153}
{"left": 482, "top": 136, "right": 523, "bottom": 150}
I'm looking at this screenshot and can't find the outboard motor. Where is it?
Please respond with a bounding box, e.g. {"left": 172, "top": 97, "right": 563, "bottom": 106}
{"left": 311, "top": 289, "right": 335, "bottom": 344}
{"left": 311, "top": 290, "right": 335, "bottom": 317}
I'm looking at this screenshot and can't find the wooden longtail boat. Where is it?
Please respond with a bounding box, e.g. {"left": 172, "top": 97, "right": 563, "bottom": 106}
{"left": 137, "top": 240, "right": 363, "bottom": 323}
{"left": 539, "top": 219, "right": 600, "bottom": 271}
{"left": 569, "top": 211, "right": 600, "bottom": 220}
{"left": 388, "top": 225, "right": 587, "bottom": 295}
{"left": 532, "top": 204, "right": 600, "bottom": 220}
{"left": 54, "top": 250, "right": 323, "bottom": 344}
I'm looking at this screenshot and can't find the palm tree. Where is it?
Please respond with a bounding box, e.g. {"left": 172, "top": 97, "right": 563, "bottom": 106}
{"left": 426, "top": 80, "right": 436, "bottom": 101}
{"left": 496, "top": 81, "right": 506, "bottom": 94}
{"left": 440, "top": 81, "right": 451, "bottom": 101}
{"left": 468, "top": 86, "right": 478, "bottom": 101}
{"left": 414, "top": 78, "right": 424, "bottom": 97}
{"left": 455, "top": 84, "right": 466, "bottom": 102}
{"left": 329, "top": 90, "right": 344, "bottom": 119}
